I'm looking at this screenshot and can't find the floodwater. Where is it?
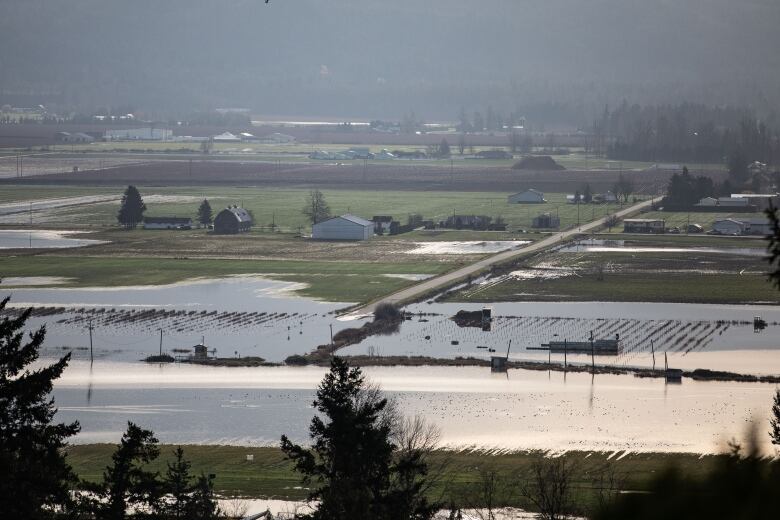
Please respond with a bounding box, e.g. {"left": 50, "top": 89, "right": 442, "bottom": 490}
{"left": 0, "top": 229, "right": 106, "bottom": 249}
{"left": 406, "top": 241, "right": 529, "bottom": 255}
{"left": 51, "top": 361, "right": 775, "bottom": 454}
{"left": 560, "top": 239, "right": 764, "bottom": 257}
{"left": 340, "top": 302, "right": 780, "bottom": 375}
{"left": 5, "top": 277, "right": 362, "bottom": 362}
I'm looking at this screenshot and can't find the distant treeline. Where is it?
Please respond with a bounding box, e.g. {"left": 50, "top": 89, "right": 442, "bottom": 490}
{"left": 596, "top": 102, "right": 780, "bottom": 164}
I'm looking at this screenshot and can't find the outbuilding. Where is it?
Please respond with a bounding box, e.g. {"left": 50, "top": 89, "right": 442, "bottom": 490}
{"left": 312, "top": 214, "right": 373, "bottom": 240}
{"left": 213, "top": 206, "right": 252, "bottom": 234}
{"left": 623, "top": 219, "right": 665, "bottom": 234}
{"left": 143, "top": 217, "right": 192, "bottom": 230}
{"left": 508, "top": 189, "right": 546, "bottom": 204}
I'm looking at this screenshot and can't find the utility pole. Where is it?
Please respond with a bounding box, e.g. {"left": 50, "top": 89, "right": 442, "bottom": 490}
{"left": 329, "top": 324, "right": 333, "bottom": 344}
{"left": 564, "top": 338, "right": 567, "bottom": 369}
{"left": 159, "top": 328, "right": 163, "bottom": 357}
{"left": 651, "top": 339, "right": 656, "bottom": 371}
{"left": 88, "top": 319, "right": 94, "bottom": 363}
{"left": 589, "top": 330, "right": 595, "bottom": 371}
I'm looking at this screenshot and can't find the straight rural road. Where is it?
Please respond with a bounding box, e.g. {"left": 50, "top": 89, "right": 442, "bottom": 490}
{"left": 349, "top": 198, "right": 656, "bottom": 316}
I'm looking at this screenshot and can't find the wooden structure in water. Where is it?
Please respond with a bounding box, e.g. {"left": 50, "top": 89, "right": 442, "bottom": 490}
{"left": 531, "top": 335, "right": 623, "bottom": 356}
{"left": 490, "top": 339, "right": 511, "bottom": 373}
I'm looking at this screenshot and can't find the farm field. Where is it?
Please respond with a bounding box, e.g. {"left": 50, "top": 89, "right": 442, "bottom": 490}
{"left": 0, "top": 256, "right": 456, "bottom": 303}
{"left": 0, "top": 186, "right": 625, "bottom": 232}
{"left": 65, "top": 444, "right": 726, "bottom": 511}
{"left": 451, "top": 235, "right": 778, "bottom": 305}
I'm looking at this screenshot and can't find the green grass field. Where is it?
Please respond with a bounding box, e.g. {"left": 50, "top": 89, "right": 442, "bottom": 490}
{"left": 0, "top": 256, "right": 454, "bottom": 303}
{"left": 2, "top": 186, "right": 624, "bottom": 232}
{"left": 65, "top": 444, "right": 727, "bottom": 510}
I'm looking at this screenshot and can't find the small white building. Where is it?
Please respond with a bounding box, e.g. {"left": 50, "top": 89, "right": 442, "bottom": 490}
{"left": 712, "top": 218, "right": 748, "bottom": 235}
{"left": 508, "top": 189, "right": 545, "bottom": 204}
{"left": 312, "top": 214, "right": 373, "bottom": 240}
{"left": 143, "top": 217, "right": 192, "bottom": 230}
{"left": 212, "top": 132, "right": 241, "bottom": 143}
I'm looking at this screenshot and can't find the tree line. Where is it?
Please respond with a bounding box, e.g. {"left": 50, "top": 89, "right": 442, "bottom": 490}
{"left": 593, "top": 102, "right": 780, "bottom": 165}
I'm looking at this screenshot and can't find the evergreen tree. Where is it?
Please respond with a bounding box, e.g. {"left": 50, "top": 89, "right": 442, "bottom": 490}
{"left": 771, "top": 389, "right": 780, "bottom": 447}
{"left": 197, "top": 199, "right": 213, "bottom": 226}
{"left": 438, "top": 138, "right": 451, "bottom": 158}
{"left": 0, "top": 293, "right": 81, "bottom": 519}
{"left": 117, "top": 185, "right": 146, "bottom": 229}
{"left": 89, "top": 422, "right": 162, "bottom": 520}
{"left": 303, "top": 190, "right": 331, "bottom": 225}
{"left": 281, "top": 357, "right": 438, "bottom": 520}
{"left": 162, "top": 447, "right": 193, "bottom": 519}
{"left": 187, "top": 473, "right": 221, "bottom": 520}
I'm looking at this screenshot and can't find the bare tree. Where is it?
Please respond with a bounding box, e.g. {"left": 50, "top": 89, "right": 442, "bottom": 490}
{"left": 518, "top": 456, "right": 578, "bottom": 520}
{"left": 302, "top": 189, "right": 331, "bottom": 225}
{"left": 589, "top": 460, "right": 626, "bottom": 515}
{"left": 466, "top": 468, "right": 505, "bottom": 520}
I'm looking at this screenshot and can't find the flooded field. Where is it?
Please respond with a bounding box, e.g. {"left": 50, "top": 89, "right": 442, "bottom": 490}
{"left": 51, "top": 362, "right": 775, "bottom": 453}
{"left": 405, "top": 241, "right": 529, "bottom": 255}
{"left": 341, "top": 302, "right": 780, "bottom": 375}
{"left": 560, "top": 239, "right": 763, "bottom": 257}
{"left": 4, "top": 277, "right": 362, "bottom": 362}
{"left": 0, "top": 229, "right": 106, "bottom": 249}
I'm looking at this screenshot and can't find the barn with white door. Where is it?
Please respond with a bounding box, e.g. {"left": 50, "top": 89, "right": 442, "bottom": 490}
{"left": 312, "top": 214, "right": 373, "bottom": 240}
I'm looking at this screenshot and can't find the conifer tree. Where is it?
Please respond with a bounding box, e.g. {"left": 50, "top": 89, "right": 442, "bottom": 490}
{"left": 0, "top": 293, "right": 81, "bottom": 519}
{"left": 197, "top": 199, "right": 213, "bottom": 226}
{"left": 117, "top": 185, "right": 146, "bottom": 229}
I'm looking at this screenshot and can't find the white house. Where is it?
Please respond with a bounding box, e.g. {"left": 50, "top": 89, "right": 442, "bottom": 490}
{"left": 312, "top": 214, "right": 373, "bottom": 240}
{"left": 712, "top": 218, "right": 748, "bottom": 235}
{"left": 696, "top": 197, "right": 718, "bottom": 206}
{"left": 143, "top": 217, "right": 192, "bottom": 230}
{"left": 508, "top": 189, "right": 546, "bottom": 204}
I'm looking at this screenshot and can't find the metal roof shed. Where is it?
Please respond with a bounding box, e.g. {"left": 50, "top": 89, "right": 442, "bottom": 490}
{"left": 312, "top": 214, "right": 373, "bottom": 240}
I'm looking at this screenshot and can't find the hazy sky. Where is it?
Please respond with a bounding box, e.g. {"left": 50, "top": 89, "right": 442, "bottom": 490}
{"left": 2, "top": 0, "right": 779, "bottom": 120}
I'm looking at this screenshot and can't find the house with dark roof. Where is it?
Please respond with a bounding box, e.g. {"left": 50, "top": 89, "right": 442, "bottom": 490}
{"left": 213, "top": 206, "right": 252, "bottom": 234}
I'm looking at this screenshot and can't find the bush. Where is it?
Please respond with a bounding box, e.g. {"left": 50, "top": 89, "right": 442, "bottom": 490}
{"left": 284, "top": 354, "right": 308, "bottom": 366}
{"left": 374, "top": 302, "right": 403, "bottom": 322}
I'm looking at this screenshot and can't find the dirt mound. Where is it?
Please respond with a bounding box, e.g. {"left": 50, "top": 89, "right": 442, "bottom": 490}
{"left": 512, "top": 155, "right": 566, "bottom": 171}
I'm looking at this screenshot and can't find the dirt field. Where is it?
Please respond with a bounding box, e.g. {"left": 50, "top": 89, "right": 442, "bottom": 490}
{"left": 0, "top": 154, "right": 147, "bottom": 179}
{"left": 0, "top": 158, "right": 711, "bottom": 193}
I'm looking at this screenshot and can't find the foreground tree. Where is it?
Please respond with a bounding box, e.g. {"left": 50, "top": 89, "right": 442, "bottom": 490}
{"left": 87, "top": 422, "right": 162, "bottom": 520}
{"left": 158, "top": 446, "right": 221, "bottom": 520}
{"left": 771, "top": 389, "right": 780, "bottom": 448}
{"left": 766, "top": 202, "right": 780, "bottom": 290}
{"left": 0, "top": 292, "right": 81, "bottom": 519}
{"left": 281, "top": 357, "right": 439, "bottom": 520}
{"left": 117, "top": 185, "right": 146, "bottom": 229}
{"left": 197, "top": 199, "right": 213, "bottom": 226}
{"left": 303, "top": 189, "right": 331, "bottom": 225}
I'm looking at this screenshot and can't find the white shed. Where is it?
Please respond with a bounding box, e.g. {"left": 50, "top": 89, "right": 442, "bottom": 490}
{"left": 312, "top": 214, "right": 373, "bottom": 240}
{"left": 508, "top": 189, "right": 546, "bottom": 204}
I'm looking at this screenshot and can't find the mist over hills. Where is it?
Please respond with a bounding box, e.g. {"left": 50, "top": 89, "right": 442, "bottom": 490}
{"left": 2, "top": 0, "right": 779, "bottom": 124}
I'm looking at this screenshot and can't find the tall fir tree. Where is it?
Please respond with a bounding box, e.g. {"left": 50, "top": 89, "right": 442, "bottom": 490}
{"left": 197, "top": 199, "right": 213, "bottom": 226}
{"left": 117, "top": 185, "right": 146, "bottom": 229}
{"left": 88, "top": 422, "right": 162, "bottom": 520}
{"left": 0, "top": 292, "right": 81, "bottom": 519}
{"left": 281, "top": 357, "right": 438, "bottom": 520}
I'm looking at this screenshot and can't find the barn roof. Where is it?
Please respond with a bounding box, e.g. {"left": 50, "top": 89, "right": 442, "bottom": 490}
{"left": 219, "top": 206, "right": 252, "bottom": 223}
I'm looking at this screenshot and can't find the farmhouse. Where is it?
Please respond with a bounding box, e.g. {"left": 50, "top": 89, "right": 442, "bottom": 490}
{"left": 213, "top": 206, "right": 252, "bottom": 234}
{"left": 623, "top": 219, "right": 665, "bottom": 234}
{"left": 508, "top": 189, "right": 546, "bottom": 204}
{"left": 312, "top": 214, "right": 373, "bottom": 240}
{"left": 143, "top": 217, "right": 192, "bottom": 230}
{"left": 532, "top": 213, "right": 560, "bottom": 229}
{"left": 712, "top": 218, "right": 748, "bottom": 236}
